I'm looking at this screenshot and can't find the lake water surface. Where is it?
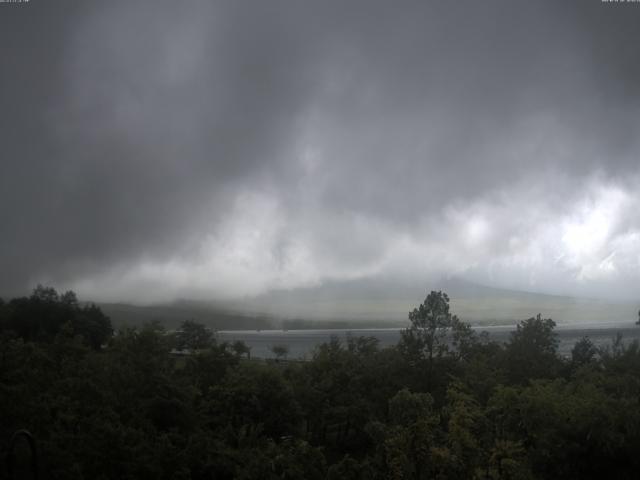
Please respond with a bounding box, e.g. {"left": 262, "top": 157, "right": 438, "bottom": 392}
{"left": 219, "top": 322, "right": 640, "bottom": 359}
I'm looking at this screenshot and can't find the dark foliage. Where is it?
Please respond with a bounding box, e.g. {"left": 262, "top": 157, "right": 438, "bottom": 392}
{"left": 173, "top": 319, "right": 215, "bottom": 352}
{"left": 1, "top": 286, "right": 112, "bottom": 349}
{"left": 1, "top": 287, "right": 640, "bottom": 479}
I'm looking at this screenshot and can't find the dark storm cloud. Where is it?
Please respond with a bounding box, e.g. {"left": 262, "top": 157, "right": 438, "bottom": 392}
{"left": 1, "top": 0, "right": 323, "bottom": 292}
{"left": 1, "top": 1, "right": 640, "bottom": 300}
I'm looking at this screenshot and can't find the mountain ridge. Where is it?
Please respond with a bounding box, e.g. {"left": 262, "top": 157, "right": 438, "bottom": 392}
{"left": 96, "top": 277, "right": 638, "bottom": 330}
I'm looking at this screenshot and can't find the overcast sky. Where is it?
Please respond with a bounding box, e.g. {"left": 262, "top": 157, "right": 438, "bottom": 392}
{"left": 1, "top": 0, "right": 640, "bottom": 303}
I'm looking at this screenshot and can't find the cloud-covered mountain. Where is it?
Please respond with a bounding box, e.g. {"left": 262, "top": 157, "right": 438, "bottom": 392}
{"left": 2, "top": 1, "right": 640, "bottom": 304}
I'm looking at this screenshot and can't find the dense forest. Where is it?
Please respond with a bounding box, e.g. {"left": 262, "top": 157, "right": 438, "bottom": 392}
{"left": 2, "top": 287, "right": 640, "bottom": 479}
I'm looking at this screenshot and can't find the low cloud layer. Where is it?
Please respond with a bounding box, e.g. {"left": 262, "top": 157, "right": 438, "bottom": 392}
{"left": 2, "top": 1, "right": 640, "bottom": 303}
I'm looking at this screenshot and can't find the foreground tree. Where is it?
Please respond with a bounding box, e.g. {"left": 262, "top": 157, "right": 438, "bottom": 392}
{"left": 174, "top": 319, "right": 215, "bottom": 351}
{"left": 271, "top": 344, "right": 289, "bottom": 361}
{"left": 1, "top": 285, "right": 112, "bottom": 349}
{"left": 232, "top": 339, "right": 252, "bottom": 359}
{"left": 72, "top": 304, "right": 113, "bottom": 349}
{"left": 505, "top": 314, "right": 559, "bottom": 383}
{"left": 400, "top": 290, "right": 454, "bottom": 362}
{"left": 571, "top": 336, "right": 598, "bottom": 367}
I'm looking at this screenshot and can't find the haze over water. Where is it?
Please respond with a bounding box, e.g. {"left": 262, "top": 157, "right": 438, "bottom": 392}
{"left": 219, "top": 322, "right": 640, "bottom": 360}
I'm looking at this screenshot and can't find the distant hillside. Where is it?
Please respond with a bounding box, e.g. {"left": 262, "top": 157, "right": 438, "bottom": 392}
{"left": 220, "top": 276, "right": 638, "bottom": 326}
{"left": 98, "top": 302, "right": 275, "bottom": 331}
{"left": 98, "top": 277, "right": 639, "bottom": 330}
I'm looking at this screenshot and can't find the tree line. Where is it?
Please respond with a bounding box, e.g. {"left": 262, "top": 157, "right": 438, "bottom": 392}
{"left": 1, "top": 287, "right": 640, "bottom": 479}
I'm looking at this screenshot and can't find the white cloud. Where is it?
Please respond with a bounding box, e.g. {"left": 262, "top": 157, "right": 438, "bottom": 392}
{"left": 67, "top": 173, "right": 640, "bottom": 303}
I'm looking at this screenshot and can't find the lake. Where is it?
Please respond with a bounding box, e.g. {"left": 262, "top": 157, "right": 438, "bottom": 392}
{"left": 218, "top": 322, "right": 640, "bottom": 359}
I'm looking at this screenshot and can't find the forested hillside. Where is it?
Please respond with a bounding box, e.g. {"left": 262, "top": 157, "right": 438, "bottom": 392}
{"left": 2, "top": 287, "right": 640, "bottom": 479}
